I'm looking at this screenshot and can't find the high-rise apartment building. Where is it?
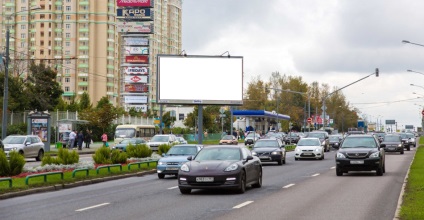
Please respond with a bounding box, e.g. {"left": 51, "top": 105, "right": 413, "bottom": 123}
{"left": 0, "top": 0, "right": 182, "bottom": 113}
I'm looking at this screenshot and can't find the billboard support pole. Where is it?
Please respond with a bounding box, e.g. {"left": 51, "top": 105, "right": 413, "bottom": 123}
{"left": 159, "top": 105, "right": 163, "bottom": 134}
{"left": 198, "top": 105, "right": 203, "bottom": 144}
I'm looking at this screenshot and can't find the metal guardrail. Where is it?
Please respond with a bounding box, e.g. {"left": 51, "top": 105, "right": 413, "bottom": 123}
{"left": 96, "top": 164, "right": 123, "bottom": 174}
{"left": 0, "top": 177, "right": 12, "bottom": 188}
{"left": 128, "top": 160, "right": 158, "bottom": 170}
{"left": 25, "top": 171, "right": 64, "bottom": 185}
{"left": 72, "top": 168, "right": 90, "bottom": 178}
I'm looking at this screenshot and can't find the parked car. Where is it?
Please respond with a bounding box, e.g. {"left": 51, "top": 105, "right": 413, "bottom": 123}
{"left": 251, "top": 138, "right": 286, "bottom": 165}
{"left": 381, "top": 134, "right": 403, "bottom": 154}
{"left": 329, "top": 135, "right": 343, "bottom": 149}
{"left": 306, "top": 131, "right": 330, "bottom": 152}
{"left": 219, "top": 135, "right": 238, "bottom": 145}
{"left": 244, "top": 133, "right": 261, "bottom": 146}
{"left": 178, "top": 145, "right": 262, "bottom": 194}
{"left": 3, "top": 135, "right": 45, "bottom": 161}
{"left": 147, "top": 134, "right": 179, "bottom": 151}
{"left": 157, "top": 144, "right": 203, "bottom": 179}
{"left": 112, "top": 138, "right": 146, "bottom": 152}
{"left": 176, "top": 137, "right": 188, "bottom": 144}
{"left": 335, "top": 134, "right": 385, "bottom": 176}
{"left": 294, "top": 138, "right": 324, "bottom": 160}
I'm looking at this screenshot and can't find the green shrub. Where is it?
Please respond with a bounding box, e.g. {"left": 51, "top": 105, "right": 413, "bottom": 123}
{"left": 158, "top": 144, "right": 171, "bottom": 155}
{"left": 92, "top": 147, "right": 112, "bottom": 164}
{"left": 8, "top": 151, "right": 25, "bottom": 176}
{"left": 41, "top": 155, "right": 61, "bottom": 165}
{"left": 111, "top": 150, "right": 128, "bottom": 164}
{"left": 57, "top": 148, "right": 79, "bottom": 165}
{"left": 0, "top": 151, "right": 11, "bottom": 176}
{"left": 126, "top": 144, "right": 152, "bottom": 158}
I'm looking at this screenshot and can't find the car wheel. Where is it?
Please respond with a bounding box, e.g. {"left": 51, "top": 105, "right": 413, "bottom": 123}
{"left": 277, "top": 158, "right": 283, "bottom": 165}
{"left": 35, "top": 150, "right": 44, "bottom": 161}
{"left": 283, "top": 156, "right": 286, "bottom": 164}
{"left": 158, "top": 173, "right": 165, "bottom": 179}
{"left": 237, "top": 171, "right": 246, "bottom": 194}
{"left": 383, "top": 164, "right": 386, "bottom": 173}
{"left": 400, "top": 150, "right": 404, "bottom": 154}
{"left": 407, "top": 145, "right": 411, "bottom": 151}
{"left": 376, "top": 166, "right": 384, "bottom": 176}
{"left": 179, "top": 188, "right": 191, "bottom": 194}
{"left": 295, "top": 157, "right": 299, "bottom": 161}
{"left": 336, "top": 167, "right": 343, "bottom": 176}
{"left": 252, "top": 169, "right": 262, "bottom": 188}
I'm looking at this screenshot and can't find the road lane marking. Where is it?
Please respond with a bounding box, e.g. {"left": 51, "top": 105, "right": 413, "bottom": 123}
{"left": 233, "top": 201, "right": 254, "bottom": 209}
{"left": 168, "top": 186, "right": 178, "bottom": 190}
{"left": 330, "top": 166, "right": 336, "bottom": 169}
{"left": 282, "top": 183, "right": 295, "bottom": 189}
{"left": 311, "top": 173, "right": 320, "bottom": 177}
{"left": 76, "top": 203, "right": 110, "bottom": 212}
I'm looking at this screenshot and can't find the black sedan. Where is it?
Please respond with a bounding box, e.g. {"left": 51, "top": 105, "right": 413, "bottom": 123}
{"left": 381, "top": 134, "right": 403, "bottom": 154}
{"left": 178, "top": 145, "right": 262, "bottom": 194}
{"left": 335, "top": 134, "right": 385, "bottom": 176}
{"left": 251, "top": 139, "right": 286, "bottom": 165}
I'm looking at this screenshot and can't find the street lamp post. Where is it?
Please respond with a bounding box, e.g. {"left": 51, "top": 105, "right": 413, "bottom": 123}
{"left": 402, "top": 40, "right": 424, "bottom": 47}
{"left": 407, "top": 70, "right": 424, "bottom": 76}
{"left": 2, "top": 6, "right": 41, "bottom": 139}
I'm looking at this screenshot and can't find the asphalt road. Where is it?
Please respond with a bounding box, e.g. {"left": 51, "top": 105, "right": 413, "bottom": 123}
{"left": 1, "top": 145, "right": 415, "bottom": 220}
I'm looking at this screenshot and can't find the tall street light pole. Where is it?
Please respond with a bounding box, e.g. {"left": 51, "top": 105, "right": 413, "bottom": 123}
{"left": 2, "top": 6, "right": 41, "bottom": 139}
{"left": 407, "top": 69, "right": 424, "bottom": 76}
{"left": 402, "top": 40, "right": 424, "bottom": 47}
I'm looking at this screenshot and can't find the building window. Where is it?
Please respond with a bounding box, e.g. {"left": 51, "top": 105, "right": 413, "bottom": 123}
{"left": 66, "top": 24, "right": 71, "bottom": 29}
{"left": 21, "top": 33, "right": 26, "bottom": 38}
{"left": 65, "top": 78, "right": 70, "bottom": 82}
{"left": 65, "top": 51, "right": 70, "bottom": 55}
{"left": 65, "top": 87, "right": 70, "bottom": 91}
{"left": 66, "top": 15, "right": 71, "bottom": 20}
{"left": 57, "top": 6, "right": 62, "bottom": 10}
{"left": 21, "top": 0, "right": 26, "bottom": 3}
{"left": 67, "top": 0, "right": 71, "bottom": 2}
{"left": 66, "top": 33, "right": 71, "bottom": 38}
{"left": 66, "top": 42, "right": 70, "bottom": 47}
{"left": 65, "top": 69, "right": 70, "bottom": 74}
{"left": 21, "top": 25, "right": 26, "bottom": 30}
{"left": 66, "top": 6, "right": 71, "bottom": 11}
{"left": 21, "top": 16, "right": 26, "bottom": 21}
{"left": 20, "top": 42, "right": 25, "bottom": 48}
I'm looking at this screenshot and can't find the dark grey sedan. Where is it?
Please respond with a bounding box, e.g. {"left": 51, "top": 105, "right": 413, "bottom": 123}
{"left": 381, "top": 134, "right": 403, "bottom": 154}
{"left": 251, "top": 139, "right": 286, "bottom": 165}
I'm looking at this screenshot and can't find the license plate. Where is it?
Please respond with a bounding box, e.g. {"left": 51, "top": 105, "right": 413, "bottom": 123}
{"left": 303, "top": 153, "right": 312, "bottom": 155}
{"left": 166, "top": 167, "right": 179, "bottom": 170}
{"left": 196, "top": 177, "right": 214, "bottom": 182}
{"left": 389, "top": 148, "right": 395, "bottom": 150}
{"left": 259, "top": 156, "right": 269, "bottom": 159}
{"left": 350, "top": 160, "right": 364, "bottom": 164}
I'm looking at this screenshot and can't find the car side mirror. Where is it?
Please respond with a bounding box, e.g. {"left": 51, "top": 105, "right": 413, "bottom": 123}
{"left": 25, "top": 141, "right": 31, "bottom": 145}
{"left": 380, "top": 144, "right": 386, "bottom": 148}
{"left": 187, "top": 156, "right": 193, "bottom": 161}
{"left": 246, "top": 155, "right": 254, "bottom": 161}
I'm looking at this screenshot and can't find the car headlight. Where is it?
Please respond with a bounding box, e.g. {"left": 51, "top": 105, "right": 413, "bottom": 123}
{"left": 12, "top": 147, "right": 18, "bottom": 151}
{"left": 336, "top": 152, "right": 346, "bottom": 158}
{"left": 369, "top": 152, "right": 380, "bottom": 158}
{"left": 271, "top": 151, "right": 281, "bottom": 155}
{"left": 251, "top": 151, "right": 257, "bottom": 156}
{"left": 315, "top": 148, "right": 321, "bottom": 152}
{"left": 295, "top": 148, "right": 301, "bottom": 153}
{"left": 334, "top": 143, "right": 339, "bottom": 145}
{"left": 158, "top": 161, "right": 166, "bottom": 165}
{"left": 398, "top": 144, "right": 402, "bottom": 147}
{"left": 224, "top": 163, "right": 239, "bottom": 172}
{"left": 180, "top": 164, "right": 190, "bottom": 172}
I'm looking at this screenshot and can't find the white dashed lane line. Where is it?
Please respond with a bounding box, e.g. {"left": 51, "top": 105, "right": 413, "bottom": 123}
{"left": 330, "top": 166, "right": 336, "bottom": 169}
{"left": 76, "top": 203, "right": 110, "bottom": 212}
{"left": 311, "top": 173, "right": 320, "bottom": 177}
{"left": 233, "top": 201, "right": 254, "bottom": 209}
{"left": 282, "top": 184, "right": 295, "bottom": 189}
{"left": 168, "top": 186, "right": 178, "bottom": 190}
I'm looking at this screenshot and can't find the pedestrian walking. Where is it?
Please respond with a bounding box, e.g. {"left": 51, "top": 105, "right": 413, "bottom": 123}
{"left": 101, "top": 132, "right": 108, "bottom": 147}
{"left": 69, "top": 130, "right": 76, "bottom": 149}
{"left": 84, "top": 130, "right": 92, "bottom": 148}
{"left": 77, "top": 131, "right": 84, "bottom": 150}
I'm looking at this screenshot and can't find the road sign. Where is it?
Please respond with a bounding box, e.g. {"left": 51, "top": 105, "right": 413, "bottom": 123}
{"left": 219, "top": 114, "right": 226, "bottom": 118}
{"left": 321, "top": 105, "right": 327, "bottom": 111}
{"left": 219, "top": 108, "right": 225, "bottom": 114}
{"left": 307, "top": 118, "right": 312, "bottom": 123}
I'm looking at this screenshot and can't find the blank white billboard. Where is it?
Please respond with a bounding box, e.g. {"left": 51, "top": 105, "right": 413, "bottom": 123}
{"left": 157, "top": 55, "right": 243, "bottom": 105}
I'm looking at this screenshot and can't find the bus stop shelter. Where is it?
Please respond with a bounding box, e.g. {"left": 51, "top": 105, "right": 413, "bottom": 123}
{"left": 232, "top": 110, "right": 290, "bottom": 134}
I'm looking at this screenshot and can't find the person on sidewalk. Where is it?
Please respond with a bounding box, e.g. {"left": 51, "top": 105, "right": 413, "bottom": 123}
{"left": 101, "top": 132, "right": 108, "bottom": 147}
{"left": 84, "top": 130, "right": 92, "bottom": 148}
{"left": 69, "top": 130, "right": 77, "bottom": 149}
{"left": 77, "top": 131, "right": 84, "bottom": 150}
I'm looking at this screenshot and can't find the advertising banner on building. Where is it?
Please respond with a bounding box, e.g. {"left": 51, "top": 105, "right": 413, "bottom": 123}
{"left": 117, "top": 22, "right": 153, "bottom": 33}
{"left": 126, "top": 55, "right": 149, "bottom": 63}
{"left": 125, "top": 104, "right": 148, "bottom": 112}
{"left": 124, "top": 66, "right": 149, "bottom": 75}
{"left": 124, "top": 84, "right": 149, "bottom": 92}
{"left": 124, "top": 96, "right": 148, "bottom": 104}
{"left": 117, "top": 8, "right": 154, "bottom": 20}
{"left": 125, "top": 75, "right": 148, "bottom": 83}
{"left": 117, "top": 0, "right": 154, "bottom": 7}
{"left": 124, "top": 38, "right": 149, "bottom": 46}
{"left": 124, "top": 46, "right": 149, "bottom": 55}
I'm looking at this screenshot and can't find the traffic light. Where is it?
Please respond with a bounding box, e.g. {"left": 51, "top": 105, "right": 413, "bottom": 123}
{"left": 375, "top": 68, "right": 379, "bottom": 77}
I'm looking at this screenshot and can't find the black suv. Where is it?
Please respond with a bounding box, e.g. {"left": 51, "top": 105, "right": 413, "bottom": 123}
{"left": 335, "top": 134, "right": 385, "bottom": 176}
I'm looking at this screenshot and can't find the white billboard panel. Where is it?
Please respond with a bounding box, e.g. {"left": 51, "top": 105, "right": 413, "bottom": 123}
{"left": 125, "top": 75, "right": 148, "bottom": 83}
{"left": 124, "top": 96, "right": 148, "bottom": 104}
{"left": 157, "top": 55, "right": 243, "bottom": 105}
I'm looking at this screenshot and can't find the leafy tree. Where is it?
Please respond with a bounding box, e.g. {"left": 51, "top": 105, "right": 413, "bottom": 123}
{"left": 162, "top": 111, "right": 175, "bottom": 128}
{"left": 79, "top": 92, "right": 91, "bottom": 110}
{"left": 0, "top": 72, "right": 31, "bottom": 112}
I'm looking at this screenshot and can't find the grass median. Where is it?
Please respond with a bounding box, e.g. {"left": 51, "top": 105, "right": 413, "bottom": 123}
{"left": 399, "top": 137, "right": 424, "bottom": 219}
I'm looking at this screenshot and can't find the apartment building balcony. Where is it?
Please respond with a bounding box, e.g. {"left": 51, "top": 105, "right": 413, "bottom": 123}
{"left": 55, "top": 1, "right": 62, "bottom": 6}
{"left": 107, "top": 29, "right": 114, "bottom": 34}
{"left": 78, "top": 55, "right": 89, "bottom": 59}
{"left": 106, "top": 83, "right": 114, "bottom": 87}
{"left": 79, "top": 1, "right": 89, "bottom": 6}
{"left": 54, "top": 55, "right": 62, "bottom": 59}
{"left": 106, "top": 92, "right": 114, "bottom": 96}
{"left": 54, "top": 38, "right": 62, "bottom": 41}
{"left": 54, "top": 46, "right": 62, "bottom": 50}
{"left": 107, "top": 65, "right": 114, "bottom": 69}
{"left": 78, "top": 63, "right": 89, "bottom": 68}
{"left": 107, "top": 38, "right": 115, "bottom": 42}
{"left": 78, "top": 73, "right": 89, "bottom": 77}
{"left": 79, "top": 46, "right": 89, "bottom": 50}
{"left": 78, "top": 82, "right": 88, "bottom": 86}
{"left": 78, "top": 28, "right": 89, "bottom": 33}
{"left": 79, "top": 37, "right": 89, "bottom": 41}
{"left": 107, "top": 74, "right": 115, "bottom": 78}
{"left": 4, "top": 3, "right": 15, "bottom": 7}
{"left": 62, "top": 92, "right": 75, "bottom": 97}
{"left": 54, "top": 28, "right": 62, "bottom": 33}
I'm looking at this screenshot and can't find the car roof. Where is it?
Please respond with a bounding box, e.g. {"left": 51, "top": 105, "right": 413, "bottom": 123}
{"left": 299, "top": 137, "right": 320, "bottom": 140}
{"left": 256, "top": 138, "right": 278, "bottom": 141}
{"left": 172, "top": 144, "right": 203, "bottom": 147}
{"left": 345, "top": 134, "right": 374, "bottom": 138}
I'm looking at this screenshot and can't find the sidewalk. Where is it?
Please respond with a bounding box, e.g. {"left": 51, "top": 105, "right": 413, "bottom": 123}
{"left": 49, "top": 141, "right": 111, "bottom": 155}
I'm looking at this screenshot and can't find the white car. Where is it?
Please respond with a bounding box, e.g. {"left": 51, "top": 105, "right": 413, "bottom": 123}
{"left": 176, "top": 137, "right": 188, "bottom": 144}
{"left": 294, "top": 137, "right": 324, "bottom": 160}
{"left": 3, "top": 135, "right": 45, "bottom": 161}
{"left": 147, "top": 134, "right": 179, "bottom": 151}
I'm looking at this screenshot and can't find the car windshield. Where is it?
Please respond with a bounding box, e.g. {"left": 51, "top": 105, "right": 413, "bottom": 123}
{"left": 195, "top": 148, "right": 241, "bottom": 161}
{"left": 222, "top": 135, "right": 233, "bottom": 140}
{"left": 3, "top": 136, "right": 26, "bottom": 144}
{"left": 288, "top": 133, "right": 299, "bottom": 137}
{"left": 253, "top": 140, "right": 279, "bottom": 148}
{"left": 246, "top": 133, "right": 258, "bottom": 138}
{"left": 384, "top": 136, "right": 400, "bottom": 142}
{"left": 167, "top": 146, "right": 198, "bottom": 155}
{"left": 151, "top": 136, "right": 169, "bottom": 142}
{"left": 406, "top": 133, "right": 414, "bottom": 138}
{"left": 115, "top": 128, "right": 135, "bottom": 138}
{"left": 177, "top": 137, "right": 185, "bottom": 141}
{"left": 308, "top": 133, "right": 325, "bottom": 138}
{"left": 341, "top": 137, "right": 377, "bottom": 148}
{"left": 297, "top": 139, "right": 320, "bottom": 146}
{"left": 329, "top": 136, "right": 340, "bottom": 141}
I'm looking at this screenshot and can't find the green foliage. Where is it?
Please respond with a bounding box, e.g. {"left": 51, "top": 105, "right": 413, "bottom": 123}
{"left": 41, "top": 154, "right": 61, "bottom": 165}
{"left": 111, "top": 150, "right": 128, "bottom": 164}
{"left": 158, "top": 144, "right": 171, "bottom": 155}
{"left": 5, "top": 123, "right": 27, "bottom": 136}
{"left": 92, "top": 147, "right": 112, "bottom": 164}
{"left": 0, "top": 151, "right": 11, "bottom": 177}
{"left": 126, "top": 144, "right": 152, "bottom": 158}
{"left": 58, "top": 148, "right": 79, "bottom": 165}
{"left": 8, "top": 151, "right": 25, "bottom": 176}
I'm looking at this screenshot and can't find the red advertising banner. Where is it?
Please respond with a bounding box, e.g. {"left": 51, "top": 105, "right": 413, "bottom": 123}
{"left": 117, "top": 0, "right": 153, "bottom": 7}
{"left": 126, "top": 55, "right": 149, "bottom": 63}
{"left": 125, "top": 84, "right": 149, "bottom": 92}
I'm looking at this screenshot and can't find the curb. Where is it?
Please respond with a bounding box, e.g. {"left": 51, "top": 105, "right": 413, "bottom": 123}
{"left": 0, "top": 169, "right": 157, "bottom": 200}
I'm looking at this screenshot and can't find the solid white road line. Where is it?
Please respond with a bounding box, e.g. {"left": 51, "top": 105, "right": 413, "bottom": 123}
{"left": 76, "top": 203, "right": 110, "bottom": 212}
{"left": 282, "top": 183, "right": 295, "bottom": 189}
{"left": 168, "top": 186, "right": 178, "bottom": 190}
{"left": 311, "top": 173, "right": 320, "bottom": 177}
{"left": 330, "top": 166, "right": 336, "bottom": 169}
{"left": 233, "top": 201, "right": 254, "bottom": 209}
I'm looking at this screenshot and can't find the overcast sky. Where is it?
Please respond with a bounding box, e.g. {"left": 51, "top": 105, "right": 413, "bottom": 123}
{"left": 182, "top": 0, "right": 424, "bottom": 131}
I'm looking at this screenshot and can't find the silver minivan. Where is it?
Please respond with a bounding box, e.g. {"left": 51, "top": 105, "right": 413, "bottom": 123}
{"left": 3, "top": 135, "right": 45, "bottom": 161}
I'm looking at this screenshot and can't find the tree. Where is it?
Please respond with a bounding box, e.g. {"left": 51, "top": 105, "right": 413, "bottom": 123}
{"left": 79, "top": 96, "right": 117, "bottom": 133}
{"left": 79, "top": 92, "right": 91, "bottom": 110}
{"left": 0, "top": 72, "right": 31, "bottom": 112}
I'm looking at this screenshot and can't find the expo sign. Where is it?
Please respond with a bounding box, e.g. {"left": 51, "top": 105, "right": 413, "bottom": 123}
{"left": 117, "top": 0, "right": 153, "bottom": 7}
{"left": 124, "top": 95, "right": 148, "bottom": 104}
{"left": 124, "top": 38, "right": 149, "bottom": 46}
{"left": 117, "top": 22, "right": 153, "bottom": 34}
{"left": 124, "top": 66, "right": 148, "bottom": 75}
{"left": 125, "top": 75, "right": 148, "bottom": 83}
{"left": 117, "top": 8, "right": 153, "bottom": 20}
